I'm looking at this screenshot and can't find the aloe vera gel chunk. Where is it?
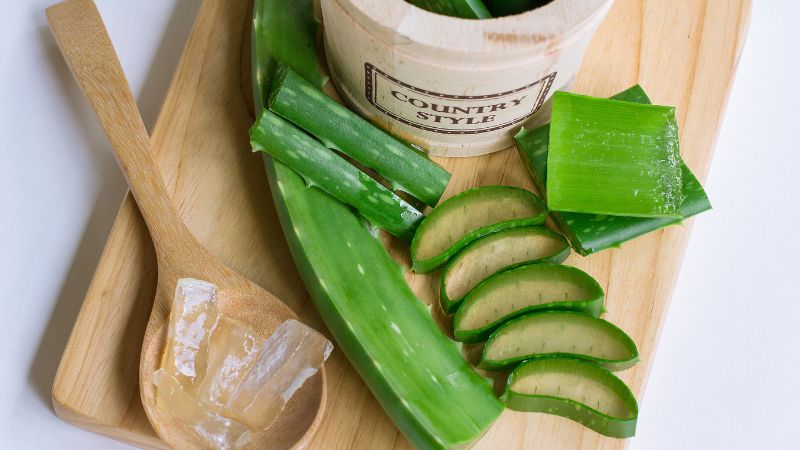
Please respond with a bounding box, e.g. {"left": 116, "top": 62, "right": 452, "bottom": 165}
{"left": 454, "top": 264, "right": 604, "bottom": 343}
{"left": 481, "top": 311, "right": 639, "bottom": 371}
{"left": 546, "top": 91, "right": 683, "bottom": 218}
{"left": 411, "top": 186, "right": 547, "bottom": 273}
{"left": 503, "top": 358, "right": 638, "bottom": 438}
{"left": 440, "top": 227, "right": 569, "bottom": 314}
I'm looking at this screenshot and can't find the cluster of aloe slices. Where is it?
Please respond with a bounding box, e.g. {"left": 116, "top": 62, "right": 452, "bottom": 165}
{"left": 411, "top": 186, "right": 640, "bottom": 438}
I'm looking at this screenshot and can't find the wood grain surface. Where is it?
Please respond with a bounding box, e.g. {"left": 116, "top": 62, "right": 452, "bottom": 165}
{"left": 51, "top": 0, "right": 751, "bottom": 448}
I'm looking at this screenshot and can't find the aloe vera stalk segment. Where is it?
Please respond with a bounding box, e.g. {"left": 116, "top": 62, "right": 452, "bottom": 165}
{"left": 440, "top": 227, "right": 570, "bottom": 314}
{"left": 250, "top": 111, "right": 423, "bottom": 240}
{"left": 406, "top": 0, "right": 491, "bottom": 19}
{"left": 516, "top": 85, "right": 711, "bottom": 255}
{"left": 546, "top": 91, "right": 683, "bottom": 218}
{"left": 267, "top": 66, "right": 450, "bottom": 207}
{"left": 503, "top": 358, "right": 638, "bottom": 438}
{"left": 252, "top": 0, "right": 503, "bottom": 447}
{"left": 454, "top": 264, "right": 604, "bottom": 343}
{"left": 411, "top": 186, "right": 548, "bottom": 273}
{"left": 480, "top": 311, "right": 639, "bottom": 371}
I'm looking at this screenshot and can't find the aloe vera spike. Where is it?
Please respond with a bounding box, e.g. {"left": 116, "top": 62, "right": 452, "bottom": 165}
{"left": 252, "top": 0, "right": 503, "bottom": 447}
{"left": 250, "top": 111, "right": 423, "bottom": 240}
{"left": 406, "top": 0, "right": 492, "bottom": 19}
{"left": 268, "top": 66, "right": 451, "bottom": 207}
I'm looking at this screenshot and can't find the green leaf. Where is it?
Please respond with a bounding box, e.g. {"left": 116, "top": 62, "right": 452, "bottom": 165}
{"left": 406, "top": 0, "right": 492, "bottom": 19}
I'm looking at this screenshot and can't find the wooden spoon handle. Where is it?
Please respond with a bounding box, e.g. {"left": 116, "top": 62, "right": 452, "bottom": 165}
{"left": 46, "top": 0, "right": 194, "bottom": 256}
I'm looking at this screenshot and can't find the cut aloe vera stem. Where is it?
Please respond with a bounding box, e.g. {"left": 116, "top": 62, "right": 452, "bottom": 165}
{"left": 546, "top": 91, "right": 683, "bottom": 218}
{"left": 252, "top": 1, "right": 504, "bottom": 447}
{"left": 454, "top": 263, "right": 603, "bottom": 343}
{"left": 440, "top": 227, "right": 569, "bottom": 314}
{"left": 480, "top": 311, "right": 639, "bottom": 371}
{"left": 250, "top": 111, "right": 423, "bottom": 240}
{"left": 407, "top": 0, "right": 491, "bottom": 19}
{"left": 411, "top": 186, "right": 547, "bottom": 274}
{"left": 503, "top": 358, "right": 638, "bottom": 438}
{"left": 516, "top": 85, "right": 711, "bottom": 255}
{"left": 251, "top": 0, "right": 325, "bottom": 107}
{"left": 268, "top": 66, "right": 450, "bottom": 207}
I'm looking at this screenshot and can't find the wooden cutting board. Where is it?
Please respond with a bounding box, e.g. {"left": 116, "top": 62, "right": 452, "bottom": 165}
{"left": 51, "top": 0, "right": 750, "bottom": 448}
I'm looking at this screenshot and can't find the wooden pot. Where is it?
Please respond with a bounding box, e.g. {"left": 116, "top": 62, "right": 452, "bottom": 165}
{"left": 321, "top": 0, "right": 614, "bottom": 156}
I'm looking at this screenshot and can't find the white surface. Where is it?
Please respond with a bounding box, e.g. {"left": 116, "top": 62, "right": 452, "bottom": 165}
{"left": 0, "top": 0, "right": 796, "bottom": 449}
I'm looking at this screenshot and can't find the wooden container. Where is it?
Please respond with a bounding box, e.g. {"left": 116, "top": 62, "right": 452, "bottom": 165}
{"left": 321, "top": 0, "right": 614, "bottom": 156}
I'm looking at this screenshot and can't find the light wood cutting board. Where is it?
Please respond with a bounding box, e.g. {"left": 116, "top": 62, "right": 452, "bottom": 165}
{"left": 51, "top": 0, "right": 750, "bottom": 448}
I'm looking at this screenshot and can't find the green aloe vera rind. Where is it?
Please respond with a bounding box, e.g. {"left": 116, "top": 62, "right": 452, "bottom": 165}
{"left": 252, "top": 0, "right": 504, "bottom": 447}
{"left": 406, "top": 0, "right": 492, "bottom": 19}
{"left": 268, "top": 65, "right": 451, "bottom": 208}
{"left": 515, "top": 85, "right": 711, "bottom": 255}
{"left": 250, "top": 110, "right": 423, "bottom": 240}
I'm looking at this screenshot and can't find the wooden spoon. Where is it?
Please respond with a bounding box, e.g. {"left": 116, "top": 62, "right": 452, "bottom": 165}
{"left": 46, "top": 0, "right": 326, "bottom": 448}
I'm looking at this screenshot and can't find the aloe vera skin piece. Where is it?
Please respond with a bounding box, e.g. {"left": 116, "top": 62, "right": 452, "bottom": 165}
{"left": 503, "top": 358, "right": 638, "bottom": 438}
{"left": 411, "top": 186, "right": 548, "bottom": 274}
{"left": 406, "top": 0, "right": 492, "bottom": 19}
{"left": 453, "top": 264, "right": 604, "bottom": 343}
{"left": 252, "top": 0, "right": 504, "bottom": 446}
{"left": 482, "top": 0, "right": 549, "bottom": 16}
{"left": 250, "top": 111, "right": 423, "bottom": 240}
{"left": 267, "top": 66, "right": 451, "bottom": 208}
{"left": 516, "top": 86, "right": 711, "bottom": 255}
{"left": 440, "top": 227, "right": 570, "bottom": 315}
{"left": 546, "top": 91, "right": 683, "bottom": 218}
{"left": 480, "top": 311, "right": 639, "bottom": 371}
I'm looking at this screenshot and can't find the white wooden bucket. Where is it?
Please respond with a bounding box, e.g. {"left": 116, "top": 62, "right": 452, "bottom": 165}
{"left": 321, "top": 0, "right": 614, "bottom": 157}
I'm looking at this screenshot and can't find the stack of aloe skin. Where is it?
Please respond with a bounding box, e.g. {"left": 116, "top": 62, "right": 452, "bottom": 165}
{"left": 407, "top": 0, "right": 553, "bottom": 18}
{"left": 410, "top": 185, "right": 640, "bottom": 438}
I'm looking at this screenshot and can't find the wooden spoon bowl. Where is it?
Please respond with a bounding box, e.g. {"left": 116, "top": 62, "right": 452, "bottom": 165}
{"left": 46, "top": 0, "right": 326, "bottom": 448}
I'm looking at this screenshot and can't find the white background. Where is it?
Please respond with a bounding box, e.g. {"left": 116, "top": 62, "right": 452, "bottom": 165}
{"left": 1, "top": 1, "right": 797, "bottom": 449}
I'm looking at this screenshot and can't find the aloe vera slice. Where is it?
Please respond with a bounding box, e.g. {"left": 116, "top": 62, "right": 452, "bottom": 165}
{"left": 503, "top": 358, "right": 638, "bottom": 438}
{"left": 440, "top": 227, "right": 570, "bottom": 314}
{"left": 546, "top": 91, "right": 683, "bottom": 218}
{"left": 411, "top": 186, "right": 547, "bottom": 273}
{"left": 453, "top": 264, "right": 603, "bottom": 343}
{"left": 250, "top": 111, "right": 423, "bottom": 240}
{"left": 406, "top": 0, "right": 491, "bottom": 19}
{"left": 516, "top": 85, "right": 711, "bottom": 255}
{"left": 252, "top": 0, "right": 504, "bottom": 447}
{"left": 268, "top": 66, "right": 450, "bottom": 207}
{"left": 480, "top": 311, "right": 638, "bottom": 371}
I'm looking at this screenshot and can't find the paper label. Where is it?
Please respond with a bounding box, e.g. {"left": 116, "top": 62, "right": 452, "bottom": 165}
{"left": 364, "top": 63, "right": 555, "bottom": 135}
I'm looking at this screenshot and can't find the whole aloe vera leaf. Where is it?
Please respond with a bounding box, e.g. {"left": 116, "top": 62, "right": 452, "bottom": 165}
{"left": 250, "top": 111, "right": 423, "bottom": 240}
{"left": 268, "top": 65, "right": 451, "bottom": 207}
{"left": 516, "top": 85, "right": 711, "bottom": 255}
{"left": 407, "top": 0, "right": 491, "bottom": 19}
{"left": 251, "top": 0, "right": 504, "bottom": 447}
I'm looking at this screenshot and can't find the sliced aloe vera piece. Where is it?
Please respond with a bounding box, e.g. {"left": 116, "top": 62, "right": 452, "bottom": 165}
{"left": 503, "top": 358, "right": 638, "bottom": 438}
{"left": 453, "top": 264, "right": 603, "bottom": 343}
{"left": 250, "top": 111, "right": 423, "bottom": 240}
{"left": 252, "top": 0, "right": 504, "bottom": 446}
{"left": 440, "top": 227, "right": 569, "bottom": 314}
{"left": 411, "top": 186, "right": 547, "bottom": 273}
{"left": 480, "top": 311, "right": 638, "bottom": 371}
{"left": 406, "top": 0, "right": 491, "bottom": 19}
{"left": 268, "top": 66, "right": 450, "bottom": 207}
{"left": 516, "top": 85, "right": 711, "bottom": 255}
{"left": 546, "top": 91, "right": 683, "bottom": 218}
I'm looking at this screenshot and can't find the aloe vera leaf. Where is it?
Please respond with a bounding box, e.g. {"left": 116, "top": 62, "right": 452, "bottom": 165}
{"left": 482, "top": 0, "right": 548, "bottom": 16}
{"left": 480, "top": 311, "right": 639, "bottom": 371}
{"left": 503, "top": 358, "right": 638, "bottom": 438}
{"left": 454, "top": 263, "right": 604, "bottom": 343}
{"left": 516, "top": 85, "right": 711, "bottom": 255}
{"left": 250, "top": 111, "right": 423, "bottom": 240}
{"left": 546, "top": 91, "right": 683, "bottom": 218}
{"left": 267, "top": 66, "right": 451, "bottom": 207}
{"left": 440, "top": 227, "right": 570, "bottom": 314}
{"left": 406, "top": 0, "right": 491, "bottom": 19}
{"left": 411, "top": 186, "right": 547, "bottom": 273}
{"left": 252, "top": 0, "right": 504, "bottom": 447}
